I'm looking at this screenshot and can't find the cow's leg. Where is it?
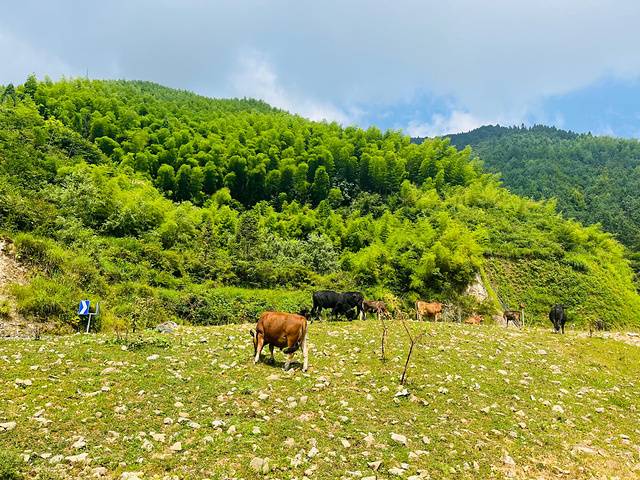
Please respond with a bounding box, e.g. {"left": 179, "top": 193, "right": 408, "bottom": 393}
{"left": 301, "top": 334, "right": 309, "bottom": 372}
{"left": 283, "top": 352, "right": 295, "bottom": 371}
{"left": 268, "top": 344, "right": 275, "bottom": 364}
{"left": 253, "top": 335, "right": 264, "bottom": 364}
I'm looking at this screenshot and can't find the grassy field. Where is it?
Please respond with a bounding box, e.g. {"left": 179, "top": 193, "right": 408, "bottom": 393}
{"left": 1, "top": 319, "right": 640, "bottom": 480}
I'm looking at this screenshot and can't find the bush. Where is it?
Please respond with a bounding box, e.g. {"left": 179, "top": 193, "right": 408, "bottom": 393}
{"left": 0, "top": 450, "right": 24, "bottom": 480}
{"left": 12, "top": 276, "right": 78, "bottom": 324}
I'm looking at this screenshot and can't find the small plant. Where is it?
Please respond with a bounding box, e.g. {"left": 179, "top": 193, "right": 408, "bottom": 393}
{"left": 33, "top": 323, "right": 43, "bottom": 340}
{"left": 0, "top": 450, "right": 24, "bottom": 480}
{"left": 0, "top": 299, "right": 10, "bottom": 319}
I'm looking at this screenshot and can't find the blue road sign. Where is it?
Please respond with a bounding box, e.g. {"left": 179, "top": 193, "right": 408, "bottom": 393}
{"left": 79, "top": 300, "right": 90, "bottom": 315}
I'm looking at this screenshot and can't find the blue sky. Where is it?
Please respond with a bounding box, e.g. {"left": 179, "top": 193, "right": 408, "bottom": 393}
{"left": 1, "top": 1, "right": 639, "bottom": 138}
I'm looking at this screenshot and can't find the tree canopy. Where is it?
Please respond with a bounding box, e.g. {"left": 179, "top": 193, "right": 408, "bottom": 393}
{"left": 2, "top": 77, "right": 640, "bottom": 330}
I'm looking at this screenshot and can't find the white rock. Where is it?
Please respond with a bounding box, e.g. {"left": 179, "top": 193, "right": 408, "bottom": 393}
{"left": 388, "top": 466, "right": 405, "bottom": 475}
{"left": 252, "top": 426, "right": 261, "bottom": 434}
{"left": 367, "top": 460, "right": 382, "bottom": 471}
{"left": 497, "top": 370, "right": 508, "bottom": 376}
{"left": 0, "top": 422, "right": 16, "bottom": 431}
{"left": 66, "top": 452, "right": 89, "bottom": 463}
{"left": 174, "top": 401, "right": 184, "bottom": 408}
{"left": 120, "top": 473, "right": 144, "bottom": 480}
{"left": 140, "top": 439, "right": 153, "bottom": 452}
{"left": 100, "top": 367, "right": 119, "bottom": 375}
{"left": 364, "top": 433, "right": 375, "bottom": 447}
{"left": 249, "top": 457, "right": 264, "bottom": 472}
{"left": 151, "top": 433, "right": 165, "bottom": 442}
{"left": 391, "top": 433, "right": 407, "bottom": 446}
{"left": 169, "top": 441, "right": 182, "bottom": 452}
{"left": 341, "top": 439, "right": 351, "bottom": 448}
{"left": 146, "top": 354, "right": 159, "bottom": 361}
{"left": 49, "top": 455, "right": 64, "bottom": 464}
{"left": 92, "top": 466, "right": 108, "bottom": 477}
{"left": 552, "top": 405, "right": 565, "bottom": 414}
{"left": 71, "top": 438, "right": 86, "bottom": 449}
{"left": 502, "top": 452, "right": 516, "bottom": 465}
{"left": 308, "top": 447, "right": 319, "bottom": 457}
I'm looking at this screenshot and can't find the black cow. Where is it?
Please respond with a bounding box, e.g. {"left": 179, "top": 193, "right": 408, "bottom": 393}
{"left": 311, "top": 290, "right": 364, "bottom": 321}
{"left": 549, "top": 304, "right": 567, "bottom": 334}
{"left": 504, "top": 311, "right": 521, "bottom": 328}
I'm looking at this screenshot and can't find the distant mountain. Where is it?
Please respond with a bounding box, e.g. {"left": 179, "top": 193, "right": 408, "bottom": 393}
{"left": 415, "top": 125, "right": 640, "bottom": 264}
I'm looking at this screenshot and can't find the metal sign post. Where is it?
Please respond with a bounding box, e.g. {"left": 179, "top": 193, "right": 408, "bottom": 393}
{"left": 78, "top": 301, "right": 100, "bottom": 333}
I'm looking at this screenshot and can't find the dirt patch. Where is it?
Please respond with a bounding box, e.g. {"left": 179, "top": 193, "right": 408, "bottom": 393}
{"left": 0, "top": 239, "right": 44, "bottom": 339}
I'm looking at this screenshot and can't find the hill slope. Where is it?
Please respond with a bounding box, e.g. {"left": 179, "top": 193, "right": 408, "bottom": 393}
{"left": 1, "top": 77, "right": 640, "bottom": 329}
{"left": 431, "top": 125, "right": 640, "bottom": 261}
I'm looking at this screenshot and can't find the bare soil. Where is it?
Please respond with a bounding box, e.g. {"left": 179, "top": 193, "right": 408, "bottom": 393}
{"left": 0, "top": 239, "right": 41, "bottom": 339}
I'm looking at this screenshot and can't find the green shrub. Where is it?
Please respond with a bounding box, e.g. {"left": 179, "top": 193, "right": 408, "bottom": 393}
{"left": 0, "top": 450, "right": 24, "bottom": 480}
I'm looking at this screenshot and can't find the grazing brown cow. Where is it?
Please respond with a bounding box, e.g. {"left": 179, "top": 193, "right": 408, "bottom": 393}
{"left": 250, "top": 311, "right": 309, "bottom": 371}
{"left": 363, "top": 300, "right": 390, "bottom": 320}
{"left": 415, "top": 301, "right": 444, "bottom": 321}
{"left": 504, "top": 310, "right": 521, "bottom": 328}
{"left": 464, "top": 315, "right": 484, "bottom": 325}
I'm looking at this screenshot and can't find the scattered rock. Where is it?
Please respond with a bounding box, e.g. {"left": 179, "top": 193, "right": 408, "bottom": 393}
{"left": 368, "top": 460, "right": 382, "bottom": 471}
{"left": 572, "top": 445, "right": 599, "bottom": 455}
{"left": 92, "top": 466, "right": 108, "bottom": 477}
{"left": 66, "top": 452, "right": 89, "bottom": 463}
{"left": 169, "top": 442, "right": 182, "bottom": 452}
{"left": 0, "top": 422, "right": 16, "bottom": 431}
{"left": 249, "top": 457, "right": 270, "bottom": 473}
{"left": 391, "top": 433, "right": 407, "bottom": 446}
{"left": 552, "top": 405, "right": 565, "bottom": 414}
{"left": 121, "top": 472, "right": 144, "bottom": 480}
{"left": 71, "top": 438, "right": 86, "bottom": 449}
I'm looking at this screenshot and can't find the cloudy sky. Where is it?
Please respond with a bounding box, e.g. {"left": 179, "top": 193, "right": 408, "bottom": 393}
{"left": 2, "top": 1, "right": 639, "bottom": 138}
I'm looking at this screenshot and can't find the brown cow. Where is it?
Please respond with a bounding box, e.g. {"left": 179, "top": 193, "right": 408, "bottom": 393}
{"left": 464, "top": 315, "right": 484, "bottom": 325}
{"left": 504, "top": 311, "right": 521, "bottom": 328}
{"left": 415, "top": 301, "right": 444, "bottom": 321}
{"left": 250, "top": 311, "right": 309, "bottom": 371}
{"left": 363, "top": 300, "right": 390, "bottom": 320}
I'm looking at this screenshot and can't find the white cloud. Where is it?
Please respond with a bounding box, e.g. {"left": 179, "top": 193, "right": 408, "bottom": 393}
{"left": 406, "top": 111, "right": 486, "bottom": 137}
{"left": 2, "top": 1, "right": 640, "bottom": 134}
{"left": 230, "top": 51, "right": 358, "bottom": 126}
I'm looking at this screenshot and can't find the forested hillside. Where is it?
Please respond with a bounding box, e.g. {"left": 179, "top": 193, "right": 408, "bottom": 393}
{"left": 2, "top": 76, "right": 640, "bottom": 330}
{"left": 431, "top": 125, "right": 640, "bottom": 270}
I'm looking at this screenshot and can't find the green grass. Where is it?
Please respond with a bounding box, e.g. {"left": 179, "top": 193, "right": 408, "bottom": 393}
{"left": 1, "top": 321, "right": 639, "bottom": 479}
